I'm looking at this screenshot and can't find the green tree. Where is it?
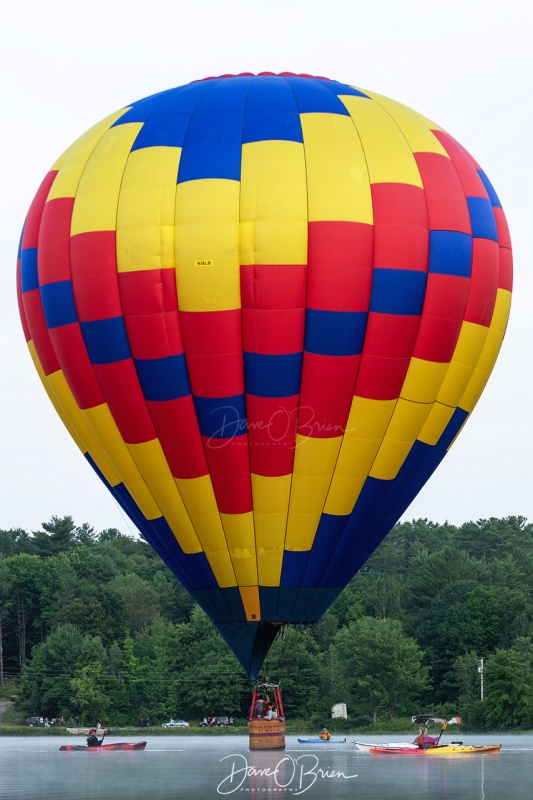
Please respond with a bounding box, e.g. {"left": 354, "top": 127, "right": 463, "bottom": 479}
{"left": 334, "top": 616, "right": 430, "bottom": 722}
{"left": 415, "top": 580, "right": 533, "bottom": 701}
{"left": 75, "top": 522, "right": 97, "bottom": 546}
{"left": 175, "top": 650, "right": 249, "bottom": 720}
{"left": 6, "top": 513, "right": 533, "bottom": 726}
{"left": 101, "top": 640, "right": 135, "bottom": 724}
{"left": 453, "top": 651, "right": 481, "bottom": 707}
{"left": 262, "top": 627, "right": 323, "bottom": 719}
{"left": 308, "top": 612, "right": 338, "bottom": 652}
{"left": 356, "top": 574, "right": 406, "bottom": 620}
{"left": 31, "top": 516, "right": 99, "bottom": 557}
{"left": 54, "top": 597, "right": 120, "bottom": 643}
{"left": 151, "top": 570, "right": 195, "bottom": 624}
{"left": 0, "top": 563, "right": 13, "bottom": 688}
{"left": 447, "top": 649, "right": 486, "bottom": 724}
{"left": 0, "top": 528, "right": 34, "bottom": 557}
{"left": 456, "top": 517, "right": 533, "bottom": 562}
{"left": 465, "top": 585, "right": 532, "bottom": 652}
{"left": 17, "top": 624, "right": 106, "bottom": 719}
{"left": 32, "top": 516, "right": 77, "bottom": 557}
{"left": 376, "top": 519, "right": 458, "bottom": 570}
{"left": 70, "top": 660, "right": 110, "bottom": 724}
{"left": 98, "top": 528, "right": 126, "bottom": 543}
{"left": 132, "top": 618, "right": 183, "bottom": 719}
{"left": 3, "top": 554, "right": 54, "bottom": 664}
{"left": 405, "top": 547, "right": 483, "bottom": 618}
{"left": 167, "top": 607, "right": 248, "bottom": 719}
{"left": 66, "top": 546, "right": 119, "bottom": 585}
{"left": 111, "top": 574, "right": 160, "bottom": 633}
{"left": 483, "top": 638, "right": 533, "bottom": 728}
{"left": 329, "top": 581, "right": 364, "bottom": 627}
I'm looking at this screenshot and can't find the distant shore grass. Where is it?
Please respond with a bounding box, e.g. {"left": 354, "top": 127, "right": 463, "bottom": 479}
{"left": 1, "top": 705, "right": 524, "bottom": 736}
{"left": 0, "top": 721, "right": 410, "bottom": 736}
{"left": 0, "top": 721, "right": 494, "bottom": 736}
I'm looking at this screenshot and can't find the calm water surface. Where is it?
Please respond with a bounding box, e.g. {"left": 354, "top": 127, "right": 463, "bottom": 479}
{"left": 1, "top": 734, "right": 532, "bottom": 800}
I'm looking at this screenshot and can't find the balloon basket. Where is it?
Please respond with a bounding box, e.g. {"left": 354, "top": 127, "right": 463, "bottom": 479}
{"left": 249, "top": 719, "right": 286, "bottom": 750}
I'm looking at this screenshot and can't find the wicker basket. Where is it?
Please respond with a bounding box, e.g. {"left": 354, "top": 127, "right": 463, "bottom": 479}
{"left": 249, "top": 718, "right": 286, "bottom": 750}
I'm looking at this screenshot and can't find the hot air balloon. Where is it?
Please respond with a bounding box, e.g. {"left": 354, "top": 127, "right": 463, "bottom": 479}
{"left": 17, "top": 73, "right": 512, "bottom": 678}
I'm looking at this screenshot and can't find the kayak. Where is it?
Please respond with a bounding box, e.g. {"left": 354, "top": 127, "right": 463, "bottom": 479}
{"left": 425, "top": 744, "right": 502, "bottom": 756}
{"left": 298, "top": 738, "right": 346, "bottom": 744}
{"left": 354, "top": 741, "right": 417, "bottom": 752}
{"left": 370, "top": 746, "right": 424, "bottom": 755}
{"left": 59, "top": 741, "right": 147, "bottom": 751}
{"left": 370, "top": 744, "right": 501, "bottom": 756}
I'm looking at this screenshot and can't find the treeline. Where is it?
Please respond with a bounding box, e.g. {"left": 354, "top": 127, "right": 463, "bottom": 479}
{"left": 1, "top": 515, "right": 533, "bottom": 729}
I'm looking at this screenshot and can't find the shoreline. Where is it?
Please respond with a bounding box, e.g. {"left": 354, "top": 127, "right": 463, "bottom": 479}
{"left": 0, "top": 725, "right": 529, "bottom": 737}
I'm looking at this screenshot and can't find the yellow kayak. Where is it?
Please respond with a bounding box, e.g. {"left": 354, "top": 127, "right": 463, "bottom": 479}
{"left": 425, "top": 744, "right": 501, "bottom": 755}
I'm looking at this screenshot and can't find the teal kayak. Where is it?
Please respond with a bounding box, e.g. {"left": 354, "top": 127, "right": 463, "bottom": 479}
{"left": 298, "top": 738, "right": 346, "bottom": 744}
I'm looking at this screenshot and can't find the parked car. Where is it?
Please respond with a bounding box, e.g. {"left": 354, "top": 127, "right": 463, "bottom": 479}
{"left": 200, "top": 716, "right": 233, "bottom": 727}
{"left": 161, "top": 719, "right": 189, "bottom": 728}
{"left": 26, "top": 717, "right": 45, "bottom": 727}
{"left": 411, "top": 715, "right": 444, "bottom": 725}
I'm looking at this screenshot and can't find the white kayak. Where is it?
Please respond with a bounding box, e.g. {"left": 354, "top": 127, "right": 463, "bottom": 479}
{"left": 353, "top": 741, "right": 418, "bottom": 752}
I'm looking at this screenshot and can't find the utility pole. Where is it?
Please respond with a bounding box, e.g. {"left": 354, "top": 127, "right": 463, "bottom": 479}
{"left": 478, "top": 657, "right": 484, "bottom": 701}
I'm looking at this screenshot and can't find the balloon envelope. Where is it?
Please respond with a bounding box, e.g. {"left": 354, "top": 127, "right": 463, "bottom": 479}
{"left": 17, "top": 74, "right": 512, "bottom": 677}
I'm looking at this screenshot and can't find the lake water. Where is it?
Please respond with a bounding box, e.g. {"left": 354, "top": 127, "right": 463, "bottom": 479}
{"left": 1, "top": 734, "right": 532, "bottom": 800}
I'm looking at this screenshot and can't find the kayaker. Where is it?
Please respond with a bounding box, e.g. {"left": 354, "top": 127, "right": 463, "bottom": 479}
{"left": 414, "top": 726, "right": 438, "bottom": 749}
{"left": 319, "top": 728, "right": 331, "bottom": 740}
{"left": 86, "top": 728, "right": 104, "bottom": 747}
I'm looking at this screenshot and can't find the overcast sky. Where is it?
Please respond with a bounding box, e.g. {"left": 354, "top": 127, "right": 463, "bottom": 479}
{"left": 1, "top": 0, "right": 531, "bottom": 537}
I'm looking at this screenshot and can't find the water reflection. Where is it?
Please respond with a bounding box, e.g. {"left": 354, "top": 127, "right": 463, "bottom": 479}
{"left": 0, "top": 735, "right": 532, "bottom": 800}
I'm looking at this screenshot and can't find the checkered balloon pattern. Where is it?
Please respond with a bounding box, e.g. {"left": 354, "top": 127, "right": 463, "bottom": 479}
{"left": 17, "top": 74, "right": 512, "bottom": 677}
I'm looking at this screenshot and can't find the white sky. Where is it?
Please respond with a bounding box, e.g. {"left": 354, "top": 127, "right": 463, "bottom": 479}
{"left": 1, "top": 0, "right": 531, "bottom": 537}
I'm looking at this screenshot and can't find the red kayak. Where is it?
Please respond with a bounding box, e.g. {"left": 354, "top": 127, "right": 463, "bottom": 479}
{"left": 59, "top": 741, "right": 147, "bottom": 751}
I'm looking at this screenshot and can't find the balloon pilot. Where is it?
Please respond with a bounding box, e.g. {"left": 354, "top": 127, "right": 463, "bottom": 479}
{"left": 248, "top": 681, "right": 285, "bottom": 722}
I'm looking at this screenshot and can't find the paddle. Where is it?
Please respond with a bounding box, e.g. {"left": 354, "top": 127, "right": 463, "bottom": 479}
{"left": 434, "top": 720, "right": 448, "bottom": 748}
{"left": 95, "top": 727, "right": 106, "bottom": 746}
